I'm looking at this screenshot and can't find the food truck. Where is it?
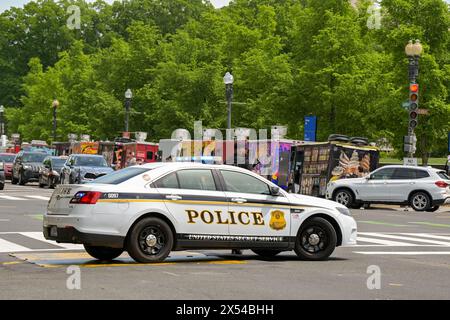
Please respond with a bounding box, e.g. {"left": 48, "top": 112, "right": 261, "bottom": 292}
{"left": 288, "top": 140, "right": 379, "bottom": 197}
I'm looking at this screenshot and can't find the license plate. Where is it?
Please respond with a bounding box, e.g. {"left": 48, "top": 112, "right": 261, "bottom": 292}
{"left": 50, "top": 226, "right": 58, "bottom": 237}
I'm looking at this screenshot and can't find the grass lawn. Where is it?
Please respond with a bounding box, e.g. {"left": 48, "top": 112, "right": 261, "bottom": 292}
{"left": 380, "top": 157, "right": 447, "bottom": 165}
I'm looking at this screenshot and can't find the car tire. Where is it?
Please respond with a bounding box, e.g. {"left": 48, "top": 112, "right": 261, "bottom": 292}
{"left": 83, "top": 245, "right": 123, "bottom": 261}
{"left": 126, "top": 217, "right": 173, "bottom": 263}
{"left": 38, "top": 177, "right": 44, "bottom": 188}
{"left": 0, "top": 183, "right": 4, "bottom": 190}
{"left": 409, "top": 192, "right": 431, "bottom": 212}
{"left": 333, "top": 189, "right": 354, "bottom": 208}
{"left": 251, "top": 249, "right": 282, "bottom": 258}
{"left": 294, "top": 217, "right": 337, "bottom": 261}
{"left": 426, "top": 205, "right": 440, "bottom": 212}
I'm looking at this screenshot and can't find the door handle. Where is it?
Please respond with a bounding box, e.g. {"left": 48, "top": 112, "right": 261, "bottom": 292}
{"left": 166, "top": 195, "right": 182, "bottom": 201}
{"left": 231, "top": 198, "right": 247, "bottom": 204}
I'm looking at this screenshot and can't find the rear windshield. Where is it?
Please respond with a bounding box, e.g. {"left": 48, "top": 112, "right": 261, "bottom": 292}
{"left": 88, "top": 167, "right": 150, "bottom": 185}
{"left": 437, "top": 171, "right": 450, "bottom": 180}
{"left": 0, "top": 154, "right": 15, "bottom": 162}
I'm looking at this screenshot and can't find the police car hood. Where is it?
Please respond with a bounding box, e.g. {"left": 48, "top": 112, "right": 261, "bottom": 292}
{"left": 288, "top": 193, "right": 344, "bottom": 210}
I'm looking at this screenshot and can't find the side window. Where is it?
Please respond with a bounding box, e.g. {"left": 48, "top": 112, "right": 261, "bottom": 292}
{"left": 147, "top": 151, "right": 153, "bottom": 161}
{"left": 154, "top": 172, "right": 179, "bottom": 189}
{"left": 371, "top": 168, "right": 395, "bottom": 180}
{"left": 392, "top": 168, "right": 415, "bottom": 180}
{"left": 415, "top": 170, "right": 430, "bottom": 179}
{"left": 221, "top": 170, "right": 270, "bottom": 195}
{"left": 177, "top": 170, "right": 217, "bottom": 191}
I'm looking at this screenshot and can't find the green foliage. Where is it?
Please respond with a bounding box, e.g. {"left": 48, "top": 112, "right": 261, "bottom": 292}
{"left": 0, "top": 0, "right": 449, "bottom": 157}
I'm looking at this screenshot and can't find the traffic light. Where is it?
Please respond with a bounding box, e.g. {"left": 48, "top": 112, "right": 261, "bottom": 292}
{"left": 408, "top": 82, "right": 419, "bottom": 129}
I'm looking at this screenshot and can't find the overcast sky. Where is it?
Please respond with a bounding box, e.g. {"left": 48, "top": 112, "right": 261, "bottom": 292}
{"left": 0, "top": 0, "right": 232, "bottom": 12}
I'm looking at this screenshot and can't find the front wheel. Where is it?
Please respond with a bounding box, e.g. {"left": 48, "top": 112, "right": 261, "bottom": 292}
{"left": 83, "top": 245, "right": 123, "bottom": 261}
{"left": 410, "top": 192, "right": 431, "bottom": 212}
{"left": 126, "top": 217, "right": 173, "bottom": 263}
{"left": 333, "top": 189, "right": 354, "bottom": 208}
{"left": 294, "top": 217, "right": 337, "bottom": 261}
{"left": 251, "top": 249, "right": 282, "bottom": 258}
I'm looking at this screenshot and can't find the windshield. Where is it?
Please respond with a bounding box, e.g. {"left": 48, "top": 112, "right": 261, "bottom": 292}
{"left": 0, "top": 154, "right": 15, "bottom": 162}
{"left": 22, "top": 153, "right": 47, "bottom": 163}
{"left": 89, "top": 167, "right": 150, "bottom": 185}
{"left": 74, "top": 156, "right": 107, "bottom": 167}
{"left": 52, "top": 158, "right": 67, "bottom": 168}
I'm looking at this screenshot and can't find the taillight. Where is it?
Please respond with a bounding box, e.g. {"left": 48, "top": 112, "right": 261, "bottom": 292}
{"left": 435, "top": 181, "right": 449, "bottom": 188}
{"left": 70, "top": 191, "right": 102, "bottom": 204}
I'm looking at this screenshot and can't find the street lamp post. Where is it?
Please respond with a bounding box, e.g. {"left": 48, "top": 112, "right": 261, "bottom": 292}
{"left": 124, "top": 89, "right": 132, "bottom": 133}
{"left": 404, "top": 40, "right": 423, "bottom": 159}
{"left": 0, "top": 105, "right": 4, "bottom": 136}
{"left": 223, "top": 72, "right": 234, "bottom": 140}
{"left": 52, "top": 99, "right": 59, "bottom": 142}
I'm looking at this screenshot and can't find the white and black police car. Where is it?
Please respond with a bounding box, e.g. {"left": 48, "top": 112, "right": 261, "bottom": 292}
{"left": 44, "top": 163, "right": 357, "bottom": 263}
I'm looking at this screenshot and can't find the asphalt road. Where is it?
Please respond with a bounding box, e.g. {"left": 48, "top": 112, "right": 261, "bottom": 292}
{"left": 1, "top": 182, "right": 450, "bottom": 300}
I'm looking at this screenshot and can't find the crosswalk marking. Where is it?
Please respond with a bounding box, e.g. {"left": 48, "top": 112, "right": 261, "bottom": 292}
{"left": 354, "top": 251, "right": 450, "bottom": 255}
{"left": 24, "top": 196, "right": 50, "bottom": 201}
{"left": 358, "top": 232, "right": 450, "bottom": 246}
{"left": 0, "top": 238, "right": 31, "bottom": 253}
{"left": 0, "top": 195, "right": 27, "bottom": 201}
{"left": 19, "top": 232, "right": 82, "bottom": 250}
{"left": 400, "top": 233, "right": 450, "bottom": 241}
{"left": 356, "top": 236, "right": 416, "bottom": 247}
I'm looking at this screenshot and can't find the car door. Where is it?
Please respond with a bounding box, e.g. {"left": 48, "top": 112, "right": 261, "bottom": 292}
{"left": 153, "top": 168, "right": 229, "bottom": 237}
{"left": 357, "top": 167, "right": 396, "bottom": 201}
{"left": 388, "top": 168, "right": 416, "bottom": 202}
{"left": 219, "top": 169, "right": 291, "bottom": 245}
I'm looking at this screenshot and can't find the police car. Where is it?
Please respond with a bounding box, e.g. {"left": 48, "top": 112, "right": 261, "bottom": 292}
{"left": 43, "top": 163, "right": 357, "bottom": 263}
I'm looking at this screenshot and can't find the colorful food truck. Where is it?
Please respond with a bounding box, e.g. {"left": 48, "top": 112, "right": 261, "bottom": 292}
{"left": 288, "top": 141, "right": 379, "bottom": 197}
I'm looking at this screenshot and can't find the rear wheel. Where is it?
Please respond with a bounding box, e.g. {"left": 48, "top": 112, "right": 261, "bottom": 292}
{"left": 126, "top": 217, "right": 173, "bottom": 263}
{"left": 84, "top": 245, "right": 123, "bottom": 261}
{"left": 333, "top": 189, "right": 354, "bottom": 208}
{"left": 426, "top": 205, "right": 440, "bottom": 212}
{"left": 410, "top": 192, "right": 431, "bottom": 212}
{"left": 294, "top": 217, "right": 337, "bottom": 261}
{"left": 251, "top": 249, "right": 282, "bottom": 258}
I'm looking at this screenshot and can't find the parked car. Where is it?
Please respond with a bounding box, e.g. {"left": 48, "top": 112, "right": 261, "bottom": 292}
{"left": 0, "top": 162, "right": 5, "bottom": 190}
{"left": 326, "top": 165, "right": 450, "bottom": 212}
{"left": 11, "top": 151, "right": 48, "bottom": 185}
{"left": 0, "top": 153, "right": 15, "bottom": 180}
{"left": 38, "top": 156, "right": 68, "bottom": 188}
{"left": 60, "top": 154, "right": 113, "bottom": 184}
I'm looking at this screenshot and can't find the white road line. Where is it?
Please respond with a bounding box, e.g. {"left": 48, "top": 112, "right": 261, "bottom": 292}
{"left": 0, "top": 195, "right": 26, "bottom": 200}
{"left": 400, "top": 233, "right": 450, "bottom": 241}
{"left": 354, "top": 251, "right": 450, "bottom": 255}
{"left": 356, "top": 236, "right": 416, "bottom": 246}
{"left": 0, "top": 238, "right": 31, "bottom": 253}
{"left": 25, "top": 196, "right": 50, "bottom": 201}
{"left": 0, "top": 219, "right": 10, "bottom": 222}
{"left": 19, "top": 232, "right": 83, "bottom": 250}
{"left": 358, "top": 232, "right": 450, "bottom": 246}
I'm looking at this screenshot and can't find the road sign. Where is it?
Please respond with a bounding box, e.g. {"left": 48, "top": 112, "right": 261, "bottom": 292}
{"left": 404, "top": 157, "right": 418, "bottom": 166}
{"left": 304, "top": 116, "right": 317, "bottom": 142}
{"left": 417, "top": 109, "right": 429, "bottom": 115}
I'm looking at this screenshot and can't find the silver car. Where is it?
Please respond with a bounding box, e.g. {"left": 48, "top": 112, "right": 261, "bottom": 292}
{"left": 326, "top": 165, "right": 450, "bottom": 212}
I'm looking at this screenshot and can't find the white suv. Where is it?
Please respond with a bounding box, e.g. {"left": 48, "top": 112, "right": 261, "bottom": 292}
{"left": 326, "top": 165, "right": 450, "bottom": 212}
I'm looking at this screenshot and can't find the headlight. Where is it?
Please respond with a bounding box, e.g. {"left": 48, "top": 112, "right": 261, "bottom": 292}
{"left": 0, "top": 162, "right": 3, "bottom": 170}
{"left": 23, "top": 165, "right": 31, "bottom": 170}
{"left": 336, "top": 207, "right": 351, "bottom": 216}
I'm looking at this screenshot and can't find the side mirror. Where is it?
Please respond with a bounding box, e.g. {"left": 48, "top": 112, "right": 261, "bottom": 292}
{"left": 270, "top": 186, "right": 280, "bottom": 196}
